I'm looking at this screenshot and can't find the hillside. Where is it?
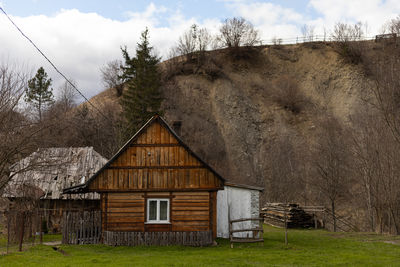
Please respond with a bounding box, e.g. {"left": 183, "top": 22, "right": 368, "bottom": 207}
{"left": 90, "top": 42, "right": 370, "bottom": 187}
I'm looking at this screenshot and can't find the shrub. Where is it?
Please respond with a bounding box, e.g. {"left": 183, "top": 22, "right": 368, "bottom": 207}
{"left": 272, "top": 76, "right": 311, "bottom": 114}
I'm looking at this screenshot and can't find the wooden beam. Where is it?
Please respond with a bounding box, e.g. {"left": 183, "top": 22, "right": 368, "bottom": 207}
{"left": 91, "top": 187, "right": 223, "bottom": 193}
{"left": 230, "top": 218, "right": 263, "bottom": 223}
{"left": 211, "top": 191, "right": 217, "bottom": 239}
{"left": 130, "top": 144, "right": 182, "bottom": 147}
{"left": 108, "top": 166, "right": 205, "bottom": 170}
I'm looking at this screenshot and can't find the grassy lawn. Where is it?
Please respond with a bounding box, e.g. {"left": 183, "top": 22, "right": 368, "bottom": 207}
{"left": 1, "top": 226, "right": 400, "bottom": 266}
{"left": 0, "top": 233, "right": 62, "bottom": 254}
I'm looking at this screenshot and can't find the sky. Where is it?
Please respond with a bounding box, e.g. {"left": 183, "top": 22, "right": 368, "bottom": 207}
{"left": 1, "top": 0, "right": 399, "bottom": 100}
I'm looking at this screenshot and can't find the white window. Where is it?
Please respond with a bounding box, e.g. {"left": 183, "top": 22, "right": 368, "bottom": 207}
{"left": 146, "top": 198, "right": 170, "bottom": 223}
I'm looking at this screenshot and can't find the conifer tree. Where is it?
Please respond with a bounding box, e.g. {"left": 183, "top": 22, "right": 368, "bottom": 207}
{"left": 25, "top": 67, "right": 54, "bottom": 121}
{"left": 120, "top": 28, "right": 163, "bottom": 135}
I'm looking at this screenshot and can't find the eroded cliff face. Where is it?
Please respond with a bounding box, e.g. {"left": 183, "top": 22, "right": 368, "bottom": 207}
{"left": 90, "top": 43, "right": 371, "bottom": 188}
{"left": 161, "top": 43, "right": 369, "bottom": 187}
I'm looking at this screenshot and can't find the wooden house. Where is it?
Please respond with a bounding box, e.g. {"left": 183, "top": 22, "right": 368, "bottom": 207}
{"left": 64, "top": 115, "right": 225, "bottom": 246}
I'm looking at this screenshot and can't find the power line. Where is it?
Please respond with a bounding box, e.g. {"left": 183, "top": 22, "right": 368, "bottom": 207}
{"left": 0, "top": 7, "right": 110, "bottom": 122}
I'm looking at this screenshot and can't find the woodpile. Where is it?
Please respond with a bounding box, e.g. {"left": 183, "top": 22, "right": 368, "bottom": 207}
{"left": 261, "top": 203, "right": 315, "bottom": 228}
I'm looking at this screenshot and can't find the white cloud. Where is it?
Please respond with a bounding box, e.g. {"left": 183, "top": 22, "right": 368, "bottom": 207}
{"left": 227, "top": 0, "right": 400, "bottom": 41}
{"left": 226, "top": 2, "right": 306, "bottom": 41}
{"left": 309, "top": 0, "right": 400, "bottom": 35}
{"left": 1, "top": 1, "right": 399, "bottom": 101}
{"left": 0, "top": 5, "right": 205, "bottom": 99}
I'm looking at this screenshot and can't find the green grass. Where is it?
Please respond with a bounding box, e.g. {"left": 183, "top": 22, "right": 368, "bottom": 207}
{"left": 0, "top": 233, "right": 62, "bottom": 254}
{"left": 1, "top": 226, "right": 400, "bottom": 266}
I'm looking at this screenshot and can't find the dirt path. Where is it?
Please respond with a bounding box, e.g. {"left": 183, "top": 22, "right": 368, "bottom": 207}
{"left": 43, "top": 241, "right": 62, "bottom": 246}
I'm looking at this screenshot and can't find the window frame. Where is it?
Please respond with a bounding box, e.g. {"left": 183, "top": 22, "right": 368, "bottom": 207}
{"left": 146, "top": 198, "right": 170, "bottom": 224}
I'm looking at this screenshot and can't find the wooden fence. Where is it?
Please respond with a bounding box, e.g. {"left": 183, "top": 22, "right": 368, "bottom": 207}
{"left": 1, "top": 210, "right": 44, "bottom": 253}
{"left": 103, "top": 231, "right": 213, "bottom": 246}
{"left": 62, "top": 210, "right": 101, "bottom": 244}
{"left": 229, "top": 218, "right": 264, "bottom": 248}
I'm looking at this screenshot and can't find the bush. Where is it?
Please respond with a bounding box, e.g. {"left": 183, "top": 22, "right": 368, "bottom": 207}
{"left": 272, "top": 76, "right": 311, "bottom": 114}
{"left": 331, "top": 22, "right": 365, "bottom": 64}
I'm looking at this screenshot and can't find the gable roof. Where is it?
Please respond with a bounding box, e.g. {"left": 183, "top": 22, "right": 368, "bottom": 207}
{"left": 63, "top": 115, "right": 225, "bottom": 194}
{"left": 4, "top": 147, "right": 107, "bottom": 200}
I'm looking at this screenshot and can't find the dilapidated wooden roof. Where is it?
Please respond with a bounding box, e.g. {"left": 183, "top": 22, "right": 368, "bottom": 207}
{"left": 4, "top": 147, "right": 107, "bottom": 200}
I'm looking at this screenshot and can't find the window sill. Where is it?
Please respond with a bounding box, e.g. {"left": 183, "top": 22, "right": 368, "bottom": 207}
{"left": 145, "top": 222, "right": 171, "bottom": 224}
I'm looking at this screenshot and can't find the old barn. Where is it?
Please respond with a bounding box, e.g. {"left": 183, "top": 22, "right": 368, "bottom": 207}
{"left": 4, "top": 147, "right": 107, "bottom": 232}
{"left": 63, "top": 115, "right": 261, "bottom": 246}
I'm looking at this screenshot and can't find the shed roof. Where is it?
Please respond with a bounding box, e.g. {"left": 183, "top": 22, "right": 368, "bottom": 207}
{"left": 224, "top": 181, "right": 264, "bottom": 191}
{"left": 4, "top": 147, "right": 107, "bottom": 200}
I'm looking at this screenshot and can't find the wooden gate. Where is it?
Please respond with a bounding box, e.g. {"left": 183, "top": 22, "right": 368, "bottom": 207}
{"left": 229, "top": 218, "right": 264, "bottom": 248}
{"left": 62, "top": 210, "right": 101, "bottom": 244}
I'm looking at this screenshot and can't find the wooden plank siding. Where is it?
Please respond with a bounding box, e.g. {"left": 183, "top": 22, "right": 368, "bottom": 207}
{"left": 102, "top": 192, "right": 215, "bottom": 232}
{"left": 171, "top": 192, "right": 210, "bottom": 232}
{"left": 88, "top": 122, "right": 223, "bottom": 192}
{"left": 104, "top": 193, "right": 145, "bottom": 232}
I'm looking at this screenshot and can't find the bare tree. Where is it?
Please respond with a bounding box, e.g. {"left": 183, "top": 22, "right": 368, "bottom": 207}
{"left": 176, "top": 24, "right": 211, "bottom": 61}
{"left": 265, "top": 134, "right": 305, "bottom": 203}
{"left": 218, "top": 17, "right": 261, "bottom": 48}
{"left": 57, "top": 80, "right": 77, "bottom": 112}
{"left": 100, "top": 60, "right": 124, "bottom": 96}
{"left": 332, "top": 22, "right": 364, "bottom": 42}
{"left": 197, "top": 27, "right": 211, "bottom": 52}
{"left": 271, "top": 36, "right": 282, "bottom": 45}
{"left": 0, "top": 63, "right": 39, "bottom": 192}
{"left": 368, "top": 49, "right": 400, "bottom": 145}
{"left": 302, "top": 24, "right": 315, "bottom": 42}
{"left": 381, "top": 15, "right": 400, "bottom": 35}
{"left": 264, "top": 132, "right": 308, "bottom": 245}
{"left": 312, "top": 116, "right": 350, "bottom": 232}
{"left": 353, "top": 44, "right": 400, "bottom": 234}
{"left": 351, "top": 110, "right": 400, "bottom": 234}
{"left": 177, "top": 24, "right": 198, "bottom": 58}
{"left": 331, "top": 22, "right": 365, "bottom": 64}
{"left": 71, "top": 102, "right": 124, "bottom": 158}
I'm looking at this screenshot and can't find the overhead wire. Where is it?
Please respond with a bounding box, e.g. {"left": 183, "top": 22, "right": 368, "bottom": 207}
{"left": 0, "top": 6, "right": 111, "bottom": 123}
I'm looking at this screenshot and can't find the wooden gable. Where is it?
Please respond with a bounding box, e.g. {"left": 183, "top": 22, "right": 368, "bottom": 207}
{"left": 86, "top": 116, "right": 224, "bottom": 192}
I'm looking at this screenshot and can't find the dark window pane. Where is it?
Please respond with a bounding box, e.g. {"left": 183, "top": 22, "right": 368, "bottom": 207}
{"left": 149, "top": 200, "right": 157, "bottom": 221}
{"left": 160, "top": 201, "right": 168, "bottom": 221}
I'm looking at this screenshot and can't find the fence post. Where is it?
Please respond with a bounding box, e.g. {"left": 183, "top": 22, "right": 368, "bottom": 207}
{"left": 18, "top": 211, "right": 25, "bottom": 252}
{"left": 6, "top": 211, "right": 10, "bottom": 254}
{"left": 31, "top": 211, "right": 36, "bottom": 247}
{"left": 284, "top": 208, "right": 288, "bottom": 246}
{"left": 40, "top": 211, "right": 43, "bottom": 244}
{"left": 314, "top": 213, "right": 317, "bottom": 229}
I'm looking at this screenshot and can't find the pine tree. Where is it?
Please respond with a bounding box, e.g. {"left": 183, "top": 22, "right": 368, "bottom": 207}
{"left": 120, "top": 28, "right": 163, "bottom": 135}
{"left": 25, "top": 67, "right": 54, "bottom": 121}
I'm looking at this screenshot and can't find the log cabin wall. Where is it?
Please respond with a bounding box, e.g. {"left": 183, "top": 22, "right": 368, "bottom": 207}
{"left": 101, "top": 191, "right": 217, "bottom": 236}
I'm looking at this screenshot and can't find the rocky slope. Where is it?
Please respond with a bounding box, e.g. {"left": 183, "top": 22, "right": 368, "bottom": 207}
{"left": 90, "top": 42, "right": 372, "bottom": 188}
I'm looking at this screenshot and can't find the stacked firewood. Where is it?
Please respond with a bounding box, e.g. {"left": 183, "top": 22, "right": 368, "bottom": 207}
{"left": 261, "top": 203, "right": 315, "bottom": 228}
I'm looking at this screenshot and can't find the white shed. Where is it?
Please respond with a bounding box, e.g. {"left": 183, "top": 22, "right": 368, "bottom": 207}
{"left": 217, "top": 182, "right": 263, "bottom": 238}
